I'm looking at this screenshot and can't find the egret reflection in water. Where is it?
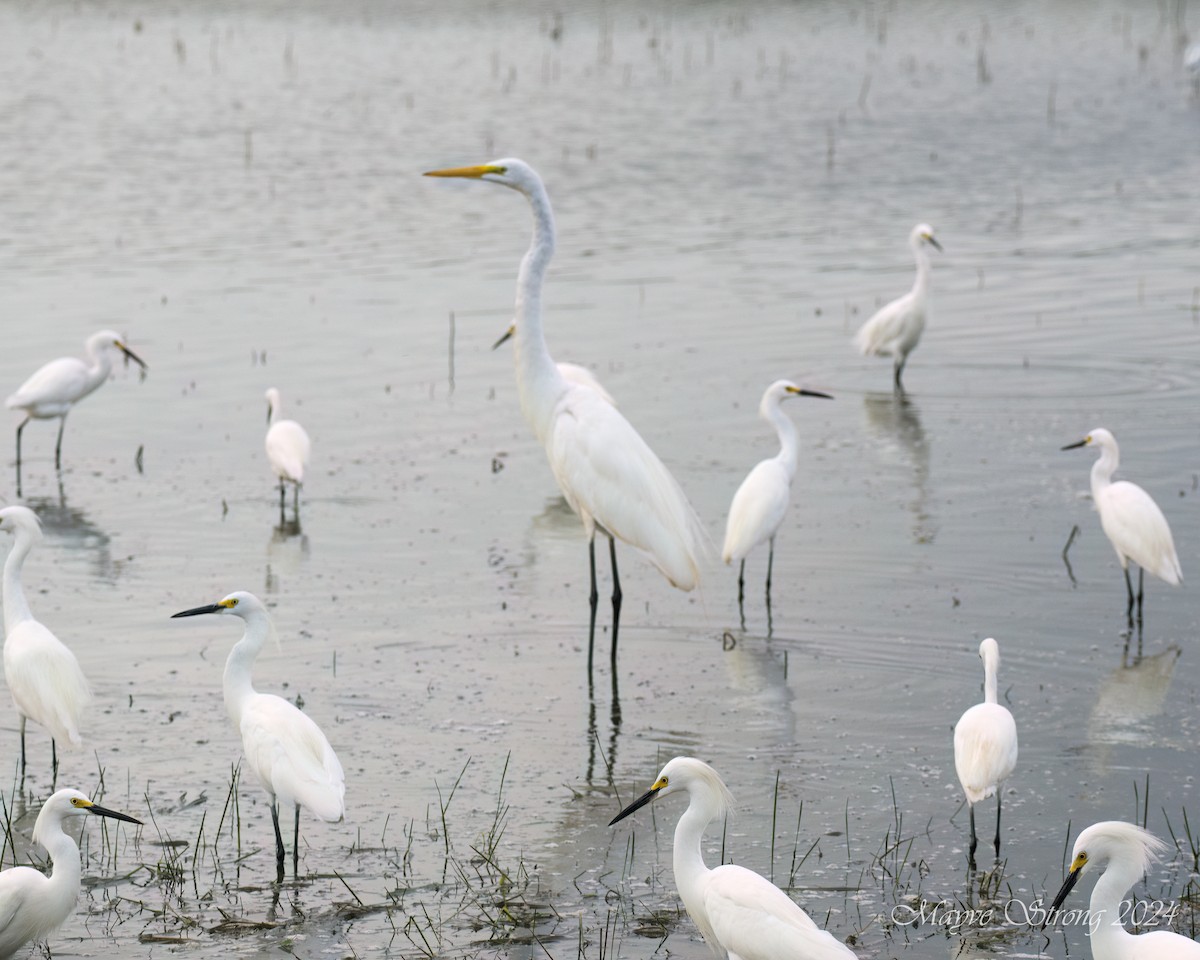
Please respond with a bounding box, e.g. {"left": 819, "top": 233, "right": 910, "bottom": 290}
{"left": 1088, "top": 644, "right": 1181, "bottom": 774}
{"left": 265, "top": 517, "right": 309, "bottom": 595}
{"left": 23, "top": 495, "right": 119, "bottom": 584}
{"left": 862, "top": 392, "right": 934, "bottom": 545}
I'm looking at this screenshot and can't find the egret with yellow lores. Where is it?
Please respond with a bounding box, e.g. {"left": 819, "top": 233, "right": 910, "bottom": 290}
{"left": 610, "top": 757, "right": 856, "bottom": 960}
{"left": 425, "top": 159, "right": 706, "bottom": 667}
{"left": 0, "top": 788, "right": 141, "bottom": 959}
{"left": 171, "top": 591, "right": 344, "bottom": 878}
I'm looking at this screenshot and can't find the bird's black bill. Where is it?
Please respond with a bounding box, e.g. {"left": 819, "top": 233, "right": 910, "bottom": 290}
{"left": 171, "top": 603, "right": 223, "bottom": 619}
{"left": 928, "top": 237, "right": 944, "bottom": 252}
{"left": 608, "top": 786, "right": 659, "bottom": 826}
{"left": 1043, "top": 868, "right": 1083, "bottom": 926}
{"left": 797, "top": 389, "right": 834, "bottom": 400}
{"left": 491, "top": 328, "right": 514, "bottom": 351}
{"left": 89, "top": 802, "right": 143, "bottom": 826}
{"left": 119, "top": 345, "right": 148, "bottom": 370}
{"left": 1061, "top": 439, "right": 1088, "bottom": 451}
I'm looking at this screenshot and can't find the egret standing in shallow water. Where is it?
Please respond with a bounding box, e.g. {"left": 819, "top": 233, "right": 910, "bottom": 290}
{"left": 0, "top": 506, "right": 91, "bottom": 783}
{"left": 722, "top": 380, "right": 831, "bottom": 612}
{"left": 953, "top": 637, "right": 1018, "bottom": 866}
{"left": 6, "top": 330, "right": 147, "bottom": 492}
{"left": 610, "top": 757, "right": 856, "bottom": 960}
{"left": 0, "top": 788, "right": 141, "bottom": 959}
{"left": 853, "top": 223, "right": 941, "bottom": 391}
{"left": 426, "top": 159, "right": 706, "bottom": 668}
{"left": 1062, "top": 428, "right": 1181, "bottom": 620}
{"left": 1048, "top": 821, "right": 1200, "bottom": 958}
{"left": 171, "top": 591, "right": 344, "bottom": 878}
{"left": 265, "top": 388, "right": 311, "bottom": 518}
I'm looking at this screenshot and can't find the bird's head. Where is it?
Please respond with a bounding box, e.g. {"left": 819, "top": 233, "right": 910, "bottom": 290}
{"left": 1061, "top": 427, "right": 1114, "bottom": 453}
{"left": 171, "top": 590, "right": 265, "bottom": 622}
{"left": 1048, "top": 821, "right": 1167, "bottom": 919}
{"left": 608, "top": 756, "right": 734, "bottom": 826}
{"left": 912, "top": 223, "right": 943, "bottom": 252}
{"left": 92, "top": 330, "right": 148, "bottom": 371}
{"left": 33, "top": 788, "right": 142, "bottom": 846}
{"left": 0, "top": 505, "right": 43, "bottom": 543}
{"left": 978, "top": 636, "right": 1000, "bottom": 671}
{"left": 492, "top": 322, "right": 517, "bottom": 351}
{"left": 424, "top": 158, "right": 543, "bottom": 195}
{"left": 761, "top": 379, "right": 833, "bottom": 416}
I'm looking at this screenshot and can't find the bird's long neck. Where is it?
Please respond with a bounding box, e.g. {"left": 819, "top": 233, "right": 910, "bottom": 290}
{"left": 223, "top": 615, "right": 266, "bottom": 729}
{"left": 268, "top": 399, "right": 281, "bottom": 425}
{"left": 911, "top": 240, "right": 932, "bottom": 297}
{"left": 765, "top": 399, "right": 800, "bottom": 478}
{"left": 39, "top": 825, "right": 83, "bottom": 931}
{"left": 513, "top": 179, "right": 568, "bottom": 441}
{"left": 671, "top": 793, "right": 717, "bottom": 920}
{"left": 83, "top": 338, "right": 115, "bottom": 397}
{"left": 1088, "top": 862, "right": 1140, "bottom": 956}
{"left": 983, "top": 656, "right": 999, "bottom": 705}
{"left": 3, "top": 530, "right": 36, "bottom": 632}
{"left": 1090, "top": 443, "right": 1119, "bottom": 499}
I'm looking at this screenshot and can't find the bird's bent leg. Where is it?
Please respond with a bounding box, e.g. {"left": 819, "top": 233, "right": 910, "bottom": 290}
{"left": 1123, "top": 566, "right": 1135, "bottom": 618}
{"left": 271, "top": 800, "right": 285, "bottom": 879}
{"left": 968, "top": 804, "right": 978, "bottom": 866}
{"left": 893, "top": 357, "right": 906, "bottom": 392}
{"left": 609, "top": 535, "right": 622, "bottom": 665}
{"left": 54, "top": 416, "right": 67, "bottom": 470}
{"left": 293, "top": 804, "right": 300, "bottom": 873}
{"left": 587, "top": 536, "right": 599, "bottom": 673}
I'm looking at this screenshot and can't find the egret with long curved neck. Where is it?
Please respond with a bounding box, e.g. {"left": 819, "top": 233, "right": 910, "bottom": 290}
{"left": 1048, "top": 821, "right": 1200, "bottom": 958}
{"left": 0, "top": 505, "right": 91, "bottom": 784}
{"left": 0, "top": 788, "right": 141, "bottom": 959}
{"left": 853, "top": 223, "right": 941, "bottom": 391}
{"left": 6, "top": 329, "right": 147, "bottom": 493}
{"left": 722, "top": 379, "right": 831, "bottom": 614}
{"left": 953, "top": 637, "right": 1018, "bottom": 866}
{"left": 171, "top": 591, "right": 345, "bottom": 879}
{"left": 426, "top": 159, "right": 706, "bottom": 669}
{"left": 610, "top": 757, "right": 856, "bottom": 960}
{"left": 1062, "top": 428, "right": 1181, "bottom": 621}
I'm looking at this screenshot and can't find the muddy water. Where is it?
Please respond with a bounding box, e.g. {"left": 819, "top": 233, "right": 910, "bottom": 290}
{"left": 1, "top": 0, "right": 1199, "bottom": 956}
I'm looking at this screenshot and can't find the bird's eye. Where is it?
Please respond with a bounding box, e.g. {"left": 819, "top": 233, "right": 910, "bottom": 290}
{"left": 71, "top": 798, "right": 85, "bottom": 807}
{"left": 1078, "top": 852, "right": 1088, "bottom": 864}
{"left": 229, "top": 599, "right": 238, "bottom": 607}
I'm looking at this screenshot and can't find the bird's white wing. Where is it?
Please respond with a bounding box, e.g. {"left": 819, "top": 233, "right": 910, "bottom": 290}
{"left": 547, "top": 386, "right": 706, "bottom": 590}
{"left": 1124, "top": 928, "right": 1200, "bottom": 958}
{"left": 853, "top": 293, "right": 918, "bottom": 358}
{"left": 703, "top": 865, "right": 856, "bottom": 960}
{"left": 3, "top": 620, "right": 90, "bottom": 746}
{"left": 265, "top": 420, "right": 312, "bottom": 484}
{"left": 1099, "top": 481, "right": 1182, "bottom": 584}
{"left": 240, "top": 693, "right": 345, "bottom": 822}
{"left": 557, "top": 362, "right": 616, "bottom": 407}
{"left": 953, "top": 702, "right": 1018, "bottom": 804}
{"left": 6, "top": 357, "right": 93, "bottom": 412}
{"left": 722, "top": 459, "right": 791, "bottom": 564}
{"left": 0, "top": 866, "right": 52, "bottom": 957}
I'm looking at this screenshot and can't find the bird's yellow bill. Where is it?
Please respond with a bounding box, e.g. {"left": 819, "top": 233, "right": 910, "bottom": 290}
{"left": 424, "top": 164, "right": 504, "bottom": 179}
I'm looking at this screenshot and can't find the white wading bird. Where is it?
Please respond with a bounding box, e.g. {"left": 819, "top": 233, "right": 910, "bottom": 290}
{"left": 265, "top": 388, "right": 311, "bottom": 516}
{"left": 610, "top": 757, "right": 856, "bottom": 960}
{"left": 426, "top": 159, "right": 706, "bottom": 668}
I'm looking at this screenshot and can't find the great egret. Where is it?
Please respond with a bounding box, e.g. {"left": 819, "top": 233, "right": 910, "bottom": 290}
{"left": 610, "top": 757, "right": 855, "bottom": 960}
{"left": 171, "top": 591, "right": 345, "bottom": 878}
{"left": 721, "top": 380, "right": 831, "bottom": 609}
{"left": 953, "top": 637, "right": 1018, "bottom": 865}
{"left": 852, "top": 224, "right": 942, "bottom": 390}
{"left": 265, "top": 388, "right": 311, "bottom": 517}
{"left": 425, "top": 159, "right": 706, "bottom": 668}
{"left": 0, "top": 788, "right": 141, "bottom": 959}
{"left": 492, "top": 323, "right": 616, "bottom": 407}
{"left": 1062, "top": 429, "right": 1181, "bottom": 620}
{"left": 0, "top": 505, "right": 91, "bottom": 782}
{"left": 1048, "top": 821, "right": 1200, "bottom": 958}
{"left": 6, "top": 330, "right": 147, "bottom": 490}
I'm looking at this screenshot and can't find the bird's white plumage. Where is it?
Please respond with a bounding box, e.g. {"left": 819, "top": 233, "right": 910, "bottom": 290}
{"left": 0, "top": 789, "right": 139, "bottom": 960}
{"left": 0, "top": 506, "right": 90, "bottom": 754}
{"left": 556, "top": 361, "right": 615, "bottom": 407}
{"left": 6, "top": 330, "right": 143, "bottom": 418}
{"left": 853, "top": 223, "right": 940, "bottom": 387}
{"left": 428, "top": 158, "right": 705, "bottom": 593}
{"left": 954, "top": 638, "right": 1017, "bottom": 806}
{"left": 265, "top": 388, "right": 311, "bottom": 487}
{"left": 611, "top": 757, "right": 855, "bottom": 960}
{"left": 1053, "top": 821, "right": 1200, "bottom": 959}
{"left": 1069, "top": 428, "right": 1182, "bottom": 585}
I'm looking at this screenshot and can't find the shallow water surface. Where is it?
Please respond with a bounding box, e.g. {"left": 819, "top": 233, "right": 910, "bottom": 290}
{"left": 1, "top": 0, "right": 1199, "bottom": 957}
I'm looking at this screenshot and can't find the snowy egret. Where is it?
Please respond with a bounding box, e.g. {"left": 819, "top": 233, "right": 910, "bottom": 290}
{"left": 610, "top": 757, "right": 855, "bottom": 960}
{"left": 1062, "top": 429, "right": 1181, "bottom": 620}
{"left": 1048, "top": 821, "right": 1200, "bottom": 958}
{"left": 953, "top": 637, "right": 1018, "bottom": 865}
{"left": 853, "top": 223, "right": 941, "bottom": 390}
{"left": 171, "top": 591, "right": 344, "bottom": 877}
{"left": 265, "top": 388, "right": 311, "bottom": 517}
{"left": 426, "top": 159, "right": 706, "bottom": 668}
{"left": 722, "top": 380, "right": 831, "bottom": 609}
{"left": 492, "top": 323, "right": 616, "bottom": 407}
{"left": 0, "top": 788, "right": 140, "bottom": 959}
{"left": 0, "top": 506, "right": 91, "bottom": 782}
{"left": 6, "top": 330, "right": 147, "bottom": 489}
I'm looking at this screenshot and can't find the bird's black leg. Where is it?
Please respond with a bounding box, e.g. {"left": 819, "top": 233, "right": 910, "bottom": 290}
{"left": 994, "top": 794, "right": 1002, "bottom": 858}
{"left": 19, "top": 717, "right": 26, "bottom": 783}
{"left": 15, "top": 417, "right": 28, "bottom": 496}
{"left": 737, "top": 559, "right": 746, "bottom": 607}
{"left": 293, "top": 483, "right": 300, "bottom": 516}
{"left": 1137, "top": 567, "right": 1145, "bottom": 622}
{"left": 893, "top": 357, "right": 906, "bottom": 393}
{"left": 765, "top": 537, "right": 775, "bottom": 603}
{"left": 271, "top": 800, "right": 285, "bottom": 880}
{"left": 609, "top": 535, "right": 622, "bottom": 665}
{"left": 587, "top": 536, "right": 599, "bottom": 674}
{"left": 293, "top": 804, "right": 300, "bottom": 874}
{"left": 968, "top": 804, "right": 978, "bottom": 867}
{"left": 54, "top": 416, "right": 67, "bottom": 470}
{"left": 1124, "top": 567, "right": 1135, "bottom": 619}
